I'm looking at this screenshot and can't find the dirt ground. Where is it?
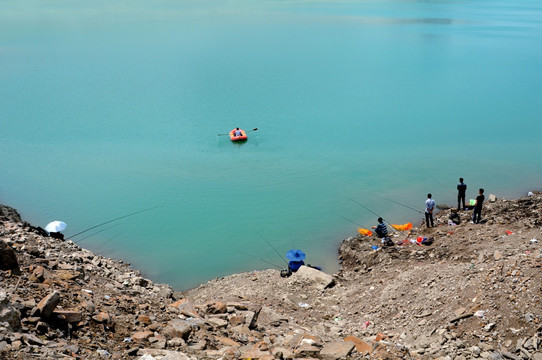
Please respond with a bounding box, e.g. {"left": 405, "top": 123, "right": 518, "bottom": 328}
{"left": 186, "top": 191, "right": 542, "bottom": 358}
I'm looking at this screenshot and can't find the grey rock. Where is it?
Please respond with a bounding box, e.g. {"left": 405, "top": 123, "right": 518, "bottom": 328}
{"left": 35, "top": 291, "right": 61, "bottom": 318}
{"left": 0, "top": 291, "right": 21, "bottom": 331}
{"left": 162, "top": 319, "right": 192, "bottom": 340}
{"left": 295, "top": 266, "right": 335, "bottom": 290}
{"left": 137, "top": 349, "right": 192, "bottom": 359}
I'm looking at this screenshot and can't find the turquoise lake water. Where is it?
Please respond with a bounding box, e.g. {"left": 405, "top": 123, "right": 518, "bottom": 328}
{"left": 1, "top": 0, "right": 542, "bottom": 290}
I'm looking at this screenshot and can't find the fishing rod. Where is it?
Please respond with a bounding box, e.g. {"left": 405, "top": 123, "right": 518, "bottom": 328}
{"left": 217, "top": 128, "right": 258, "bottom": 136}
{"left": 73, "top": 222, "right": 125, "bottom": 244}
{"left": 65, "top": 206, "right": 159, "bottom": 241}
{"left": 257, "top": 233, "right": 289, "bottom": 266}
{"left": 343, "top": 200, "right": 401, "bottom": 234}
{"left": 239, "top": 250, "right": 282, "bottom": 270}
{"left": 431, "top": 176, "right": 456, "bottom": 196}
{"left": 348, "top": 198, "right": 381, "bottom": 218}
{"left": 333, "top": 212, "right": 365, "bottom": 228}
{"left": 378, "top": 196, "right": 423, "bottom": 214}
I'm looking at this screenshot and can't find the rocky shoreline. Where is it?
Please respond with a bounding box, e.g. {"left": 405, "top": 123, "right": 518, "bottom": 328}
{"left": 1, "top": 191, "right": 541, "bottom": 359}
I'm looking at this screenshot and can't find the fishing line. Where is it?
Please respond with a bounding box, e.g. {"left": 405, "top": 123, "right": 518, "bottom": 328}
{"left": 65, "top": 206, "right": 159, "bottom": 241}
{"left": 348, "top": 198, "right": 381, "bottom": 218}
{"left": 257, "top": 233, "right": 289, "bottom": 266}
{"left": 378, "top": 196, "right": 423, "bottom": 214}
{"left": 343, "top": 199, "right": 400, "bottom": 234}
{"left": 333, "top": 212, "right": 364, "bottom": 228}
{"left": 238, "top": 250, "right": 282, "bottom": 270}
{"left": 431, "top": 176, "right": 456, "bottom": 196}
{"left": 73, "top": 221, "right": 127, "bottom": 244}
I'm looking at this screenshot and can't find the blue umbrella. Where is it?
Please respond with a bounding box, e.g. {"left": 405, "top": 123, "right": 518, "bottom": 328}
{"left": 286, "top": 249, "right": 306, "bottom": 261}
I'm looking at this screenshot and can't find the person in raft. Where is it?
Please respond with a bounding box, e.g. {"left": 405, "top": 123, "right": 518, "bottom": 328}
{"left": 472, "top": 188, "right": 485, "bottom": 224}
{"left": 425, "top": 193, "right": 436, "bottom": 228}
{"left": 373, "top": 217, "right": 393, "bottom": 247}
{"left": 233, "top": 127, "right": 242, "bottom": 136}
{"left": 457, "top": 178, "right": 467, "bottom": 211}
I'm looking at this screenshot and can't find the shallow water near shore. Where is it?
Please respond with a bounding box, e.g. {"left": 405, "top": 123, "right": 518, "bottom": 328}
{"left": 1, "top": 0, "right": 542, "bottom": 289}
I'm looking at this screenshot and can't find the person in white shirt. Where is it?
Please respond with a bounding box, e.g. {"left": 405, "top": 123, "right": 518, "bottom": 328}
{"left": 425, "top": 193, "right": 436, "bottom": 228}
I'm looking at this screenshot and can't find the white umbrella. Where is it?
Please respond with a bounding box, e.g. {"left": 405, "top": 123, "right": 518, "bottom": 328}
{"left": 45, "top": 221, "right": 67, "bottom": 233}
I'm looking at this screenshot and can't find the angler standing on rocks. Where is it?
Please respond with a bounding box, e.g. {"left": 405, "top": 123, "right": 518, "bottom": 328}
{"left": 472, "top": 188, "right": 485, "bottom": 224}
{"left": 457, "top": 177, "right": 467, "bottom": 210}
{"left": 425, "top": 193, "right": 436, "bottom": 228}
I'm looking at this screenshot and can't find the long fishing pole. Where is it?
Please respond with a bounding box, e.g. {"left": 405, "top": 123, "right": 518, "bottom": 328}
{"left": 378, "top": 196, "right": 423, "bottom": 214}
{"left": 239, "top": 250, "right": 282, "bottom": 270}
{"left": 333, "top": 212, "right": 364, "bottom": 228}
{"left": 73, "top": 221, "right": 125, "bottom": 244}
{"left": 348, "top": 198, "right": 381, "bottom": 218}
{"left": 345, "top": 199, "right": 400, "bottom": 234}
{"left": 257, "top": 233, "right": 289, "bottom": 266}
{"left": 65, "top": 206, "right": 158, "bottom": 241}
{"left": 431, "top": 176, "right": 456, "bottom": 196}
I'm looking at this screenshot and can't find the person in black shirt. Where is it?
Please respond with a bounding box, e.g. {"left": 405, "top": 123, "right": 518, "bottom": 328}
{"left": 472, "top": 188, "right": 485, "bottom": 223}
{"left": 373, "top": 217, "right": 393, "bottom": 247}
{"left": 457, "top": 178, "right": 467, "bottom": 210}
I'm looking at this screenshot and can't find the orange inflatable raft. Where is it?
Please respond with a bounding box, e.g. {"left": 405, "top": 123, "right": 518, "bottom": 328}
{"left": 229, "top": 129, "right": 247, "bottom": 142}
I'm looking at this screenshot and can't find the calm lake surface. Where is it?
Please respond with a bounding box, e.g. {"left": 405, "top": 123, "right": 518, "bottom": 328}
{"left": 1, "top": 0, "right": 541, "bottom": 289}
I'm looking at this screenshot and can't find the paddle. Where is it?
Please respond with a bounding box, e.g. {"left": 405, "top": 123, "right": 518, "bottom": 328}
{"left": 217, "top": 128, "right": 258, "bottom": 136}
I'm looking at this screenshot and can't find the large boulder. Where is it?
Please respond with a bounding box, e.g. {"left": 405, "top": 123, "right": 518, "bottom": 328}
{"left": 295, "top": 266, "right": 335, "bottom": 290}
{"left": 0, "top": 291, "right": 21, "bottom": 331}
{"left": 0, "top": 240, "right": 21, "bottom": 275}
{"left": 0, "top": 204, "right": 22, "bottom": 223}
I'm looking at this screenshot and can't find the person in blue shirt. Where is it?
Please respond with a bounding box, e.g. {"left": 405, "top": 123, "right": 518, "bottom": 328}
{"left": 288, "top": 259, "right": 305, "bottom": 272}
{"left": 457, "top": 178, "right": 467, "bottom": 211}
{"left": 233, "top": 127, "right": 242, "bottom": 136}
{"left": 425, "top": 193, "right": 436, "bottom": 228}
